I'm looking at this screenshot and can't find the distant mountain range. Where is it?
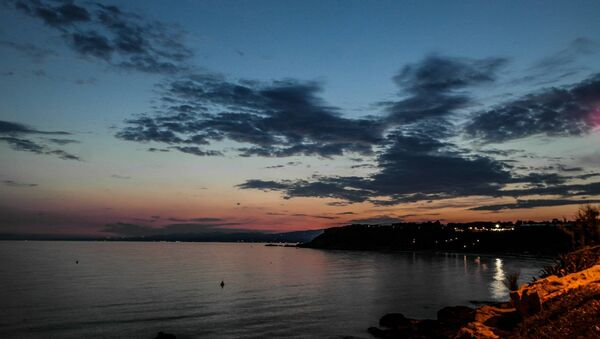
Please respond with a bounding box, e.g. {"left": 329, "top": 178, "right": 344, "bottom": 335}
{"left": 0, "top": 229, "right": 324, "bottom": 244}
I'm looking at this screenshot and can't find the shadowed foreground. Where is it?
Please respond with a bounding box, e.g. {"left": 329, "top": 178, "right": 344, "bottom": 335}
{"left": 367, "top": 245, "right": 600, "bottom": 338}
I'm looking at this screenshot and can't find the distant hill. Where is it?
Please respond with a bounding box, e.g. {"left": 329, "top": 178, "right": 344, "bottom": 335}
{"left": 0, "top": 229, "right": 324, "bottom": 243}
{"left": 299, "top": 223, "right": 572, "bottom": 255}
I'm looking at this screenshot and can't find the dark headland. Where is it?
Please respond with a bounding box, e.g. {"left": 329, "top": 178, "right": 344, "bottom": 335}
{"left": 299, "top": 221, "right": 573, "bottom": 255}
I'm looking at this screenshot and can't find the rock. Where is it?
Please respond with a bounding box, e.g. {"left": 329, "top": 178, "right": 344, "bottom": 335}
{"left": 510, "top": 264, "right": 600, "bottom": 316}
{"left": 455, "top": 322, "right": 500, "bottom": 339}
{"left": 379, "top": 313, "right": 411, "bottom": 328}
{"left": 510, "top": 289, "right": 541, "bottom": 316}
{"left": 155, "top": 332, "right": 176, "bottom": 339}
{"left": 437, "top": 306, "right": 476, "bottom": 327}
{"left": 367, "top": 326, "right": 388, "bottom": 338}
{"left": 415, "top": 319, "right": 446, "bottom": 338}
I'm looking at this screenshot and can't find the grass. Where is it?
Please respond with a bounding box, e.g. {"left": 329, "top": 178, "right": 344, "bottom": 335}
{"left": 539, "top": 245, "right": 600, "bottom": 278}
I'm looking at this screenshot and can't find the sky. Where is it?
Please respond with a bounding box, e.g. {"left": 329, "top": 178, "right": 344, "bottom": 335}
{"left": 1, "top": 0, "right": 600, "bottom": 236}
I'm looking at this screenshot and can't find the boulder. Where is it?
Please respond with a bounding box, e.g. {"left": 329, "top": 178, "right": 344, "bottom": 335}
{"left": 437, "top": 306, "right": 476, "bottom": 327}
{"left": 510, "top": 289, "right": 541, "bottom": 316}
{"left": 455, "top": 322, "right": 500, "bottom": 339}
{"left": 155, "top": 332, "right": 176, "bottom": 339}
{"left": 367, "top": 326, "right": 388, "bottom": 338}
{"left": 415, "top": 319, "right": 446, "bottom": 338}
{"left": 510, "top": 264, "right": 600, "bottom": 316}
{"left": 379, "top": 313, "right": 411, "bottom": 328}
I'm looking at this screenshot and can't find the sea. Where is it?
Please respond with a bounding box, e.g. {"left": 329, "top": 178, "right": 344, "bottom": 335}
{"left": 0, "top": 241, "right": 553, "bottom": 338}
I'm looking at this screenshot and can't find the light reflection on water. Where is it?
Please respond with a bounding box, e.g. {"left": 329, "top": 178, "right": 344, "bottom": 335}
{"left": 0, "top": 241, "right": 552, "bottom": 338}
{"left": 491, "top": 258, "right": 508, "bottom": 299}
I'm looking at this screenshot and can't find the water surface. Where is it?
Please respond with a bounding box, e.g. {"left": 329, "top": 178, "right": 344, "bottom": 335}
{"left": 0, "top": 241, "right": 552, "bottom": 338}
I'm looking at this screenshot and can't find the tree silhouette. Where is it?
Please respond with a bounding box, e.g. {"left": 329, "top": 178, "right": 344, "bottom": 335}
{"left": 573, "top": 205, "right": 600, "bottom": 247}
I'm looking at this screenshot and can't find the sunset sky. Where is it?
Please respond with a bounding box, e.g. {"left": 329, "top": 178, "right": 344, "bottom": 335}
{"left": 1, "top": 0, "right": 600, "bottom": 236}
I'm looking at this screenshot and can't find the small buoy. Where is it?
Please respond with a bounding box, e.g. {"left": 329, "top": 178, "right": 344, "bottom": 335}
{"left": 75, "top": 260, "right": 79, "bottom": 264}
{"left": 220, "top": 280, "right": 225, "bottom": 288}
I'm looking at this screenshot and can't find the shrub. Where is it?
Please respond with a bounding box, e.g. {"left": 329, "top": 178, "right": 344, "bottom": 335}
{"left": 563, "top": 205, "right": 600, "bottom": 248}
{"left": 503, "top": 272, "right": 521, "bottom": 291}
{"left": 539, "top": 245, "right": 600, "bottom": 278}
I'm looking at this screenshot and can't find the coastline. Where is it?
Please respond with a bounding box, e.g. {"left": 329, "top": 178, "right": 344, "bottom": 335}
{"left": 365, "top": 245, "right": 600, "bottom": 338}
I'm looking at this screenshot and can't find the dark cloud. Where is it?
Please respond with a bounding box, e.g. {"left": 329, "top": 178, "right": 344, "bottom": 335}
{"left": 368, "top": 128, "right": 512, "bottom": 201}
{"left": 45, "top": 138, "right": 80, "bottom": 145}
{"left": 2, "top": 180, "right": 38, "bottom": 188}
{"left": 574, "top": 173, "right": 600, "bottom": 180}
{"left": 117, "top": 77, "right": 383, "bottom": 157}
{"left": 0, "top": 40, "right": 56, "bottom": 62}
{"left": 74, "top": 77, "right": 97, "bottom": 85}
{"left": 265, "top": 161, "right": 303, "bottom": 169}
{"left": 189, "top": 217, "right": 224, "bottom": 222}
{"left": 237, "top": 179, "right": 295, "bottom": 191}
{"left": 477, "top": 148, "right": 524, "bottom": 157}
{"left": 471, "top": 199, "right": 600, "bottom": 211}
{"left": 466, "top": 73, "right": 600, "bottom": 142}
{"left": 10, "top": 0, "right": 192, "bottom": 74}
{"left": 326, "top": 201, "right": 351, "bottom": 207}
{"left": 291, "top": 214, "right": 338, "bottom": 220}
{"left": 103, "top": 220, "right": 244, "bottom": 237}
{"left": 147, "top": 147, "right": 169, "bottom": 152}
{"left": 172, "top": 146, "right": 222, "bottom": 157}
{"left": 161, "top": 217, "right": 226, "bottom": 223}
{"left": 238, "top": 177, "right": 374, "bottom": 203}
{"left": 0, "top": 136, "right": 46, "bottom": 153}
{"left": 234, "top": 55, "right": 600, "bottom": 207}
{"left": 238, "top": 126, "right": 514, "bottom": 205}
{"left": 508, "top": 38, "right": 598, "bottom": 86}
{"left": 532, "top": 38, "right": 597, "bottom": 73}
{"left": 70, "top": 30, "right": 112, "bottom": 59}
{"left": 0, "top": 120, "right": 69, "bottom": 135}
{"left": 558, "top": 165, "right": 583, "bottom": 172}
{"left": 46, "top": 149, "right": 81, "bottom": 161}
{"left": 115, "top": 55, "right": 506, "bottom": 162}
{"left": 108, "top": 48, "right": 600, "bottom": 209}
{"left": 110, "top": 174, "right": 130, "bottom": 179}
{"left": 381, "top": 55, "right": 507, "bottom": 124}
{"left": 102, "top": 223, "right": 154, "bottom": 237}
{"left": 502, "top": 181, "right": 600, "bottom": 198}
{"left": 234, "top": 56, "right": 512, "bottom": 205}
{"left": 350, "top": 163, "right": 376, "bottom": 169}
{"left": 0, "top": 120, "right": 80, "bottom": 160}
{"left": 348, "top": 215, "right": 404, "bottom": 224}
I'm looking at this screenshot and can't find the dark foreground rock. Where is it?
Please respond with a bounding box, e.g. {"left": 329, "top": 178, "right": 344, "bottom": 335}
{"left": 155, "top": 332, "right": 176, "bottom": 339}
{"left": 437, "top": 306, "right": 476, "bottom": 327}
{"left": 369, "top": 307, "right": 477, "bottom": 339}
{"left": 379, "top": 313, "right": 411, "bottom": 328}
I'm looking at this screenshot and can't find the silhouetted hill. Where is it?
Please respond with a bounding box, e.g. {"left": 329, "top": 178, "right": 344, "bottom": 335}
{"left": 0, "top": 229, "right": 323, "bottom": 243}
{"left": 300, "top": 223, "right": 572, "bottom": 255}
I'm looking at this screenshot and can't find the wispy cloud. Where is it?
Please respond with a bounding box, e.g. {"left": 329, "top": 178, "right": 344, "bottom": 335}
{"left": 10, "top": 0, "right": 192, "bottom": 74}
{"left": 0, "top": 120, "right": 81, "bottom": 160}
{"left": 2, "top": 180, "right": 38, "bottom": 188}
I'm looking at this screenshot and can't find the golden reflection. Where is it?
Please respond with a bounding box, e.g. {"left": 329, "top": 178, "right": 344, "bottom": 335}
{"left": 490, "top": 258, "right": 507, "bottom": 299}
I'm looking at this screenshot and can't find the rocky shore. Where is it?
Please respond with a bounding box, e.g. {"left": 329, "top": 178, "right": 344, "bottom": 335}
{"left": 367, "top": 246, "right": 600, "bottom": 338}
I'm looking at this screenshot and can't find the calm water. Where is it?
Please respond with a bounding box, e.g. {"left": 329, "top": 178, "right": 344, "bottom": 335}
{"left": 0, "top": 241, "right": 552, "bottom": 338}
